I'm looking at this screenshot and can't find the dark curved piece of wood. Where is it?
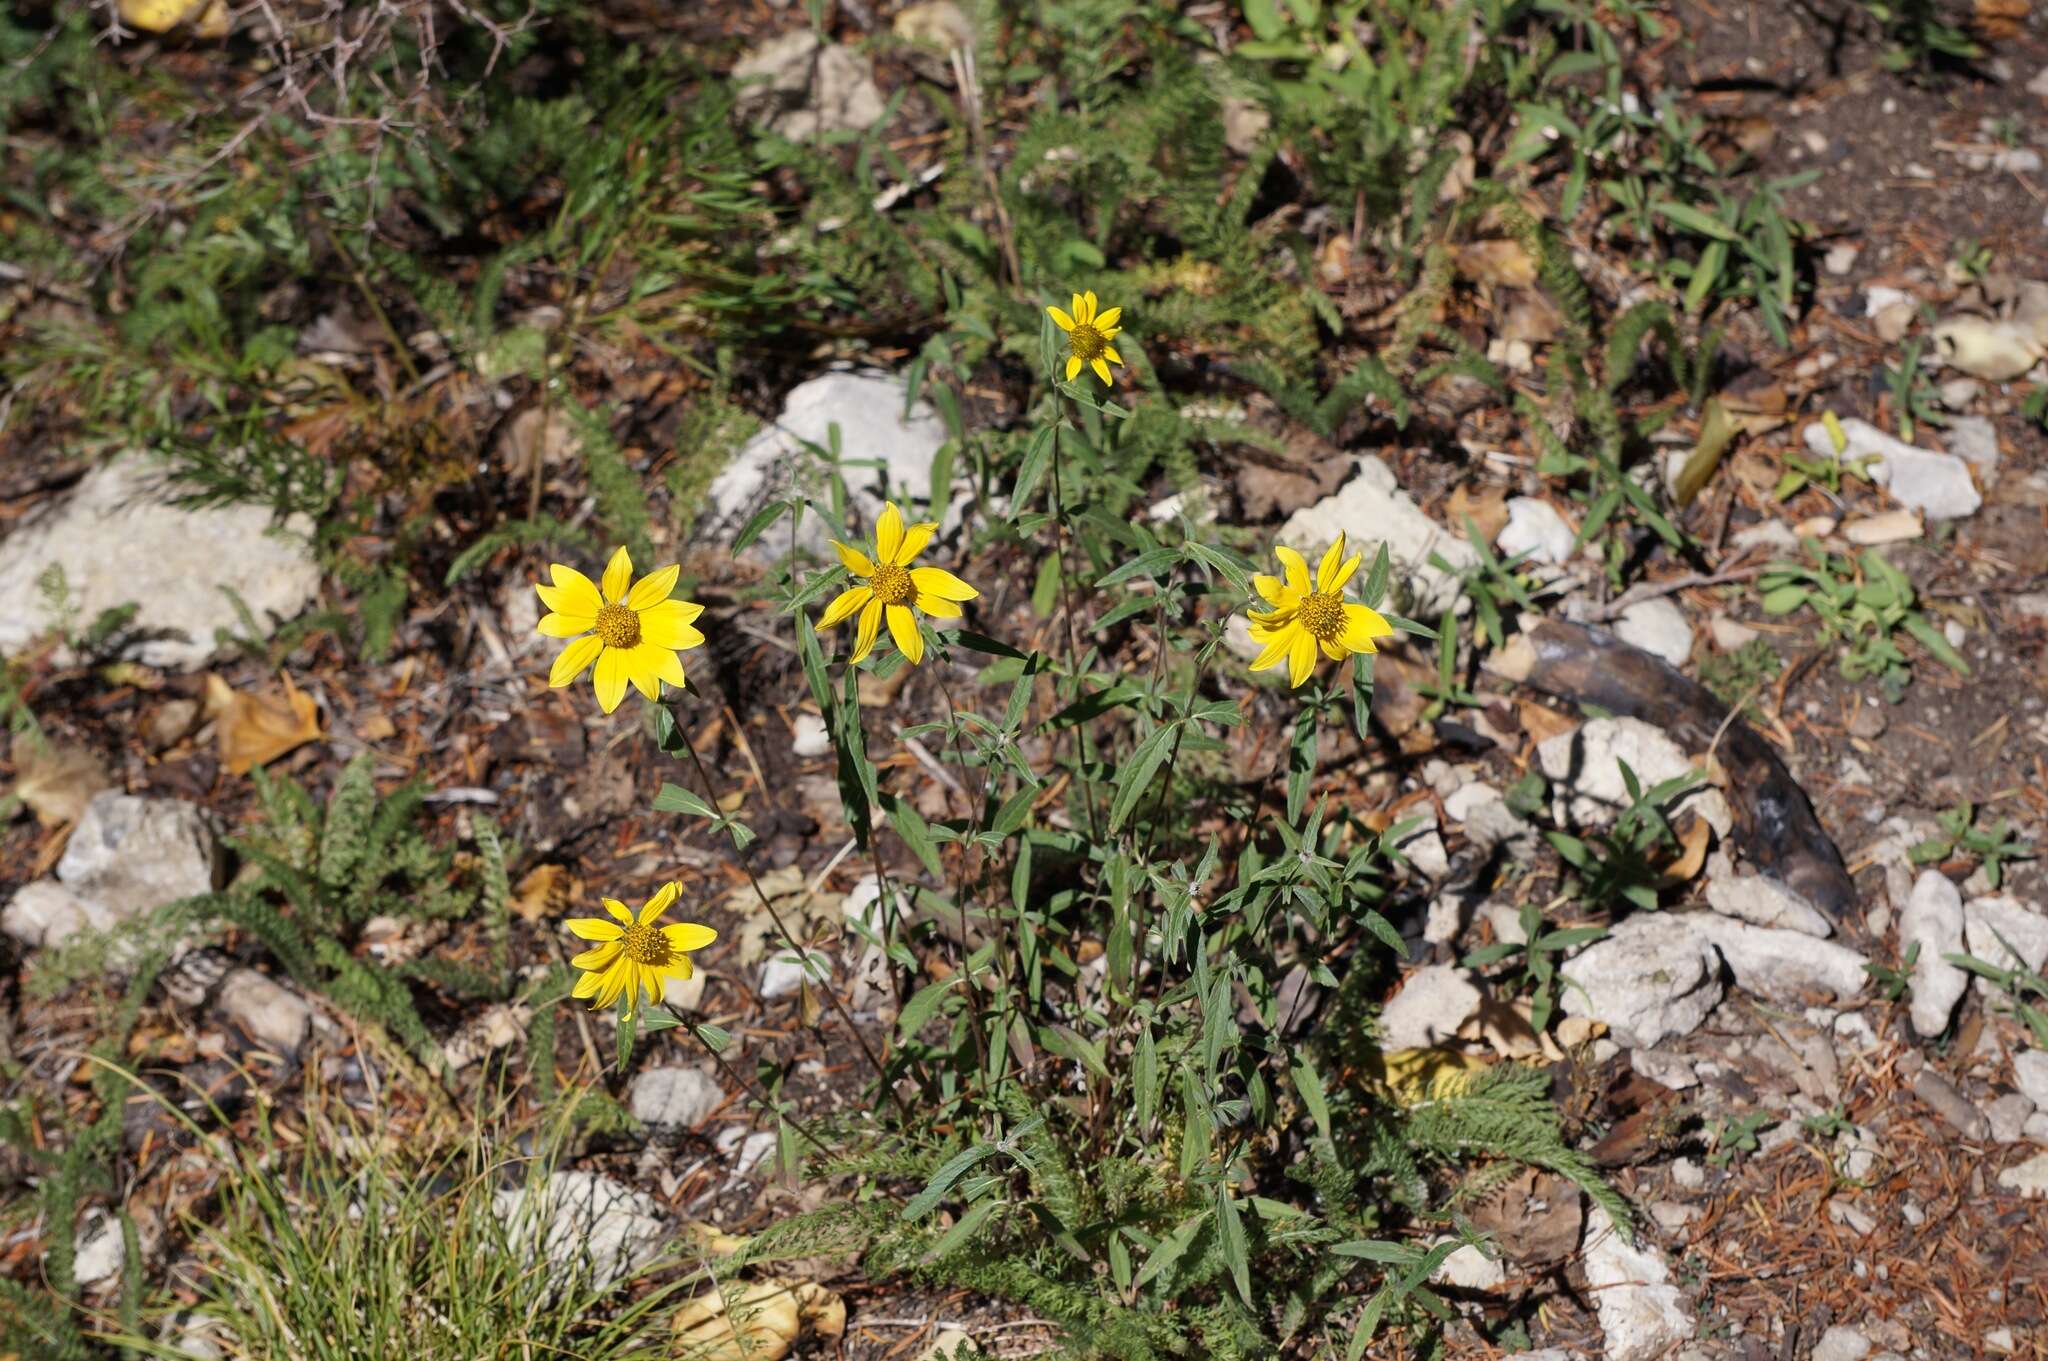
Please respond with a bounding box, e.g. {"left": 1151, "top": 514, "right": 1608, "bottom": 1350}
{"left": 1511, "top": 616, "right": 1856, "bottom": 922}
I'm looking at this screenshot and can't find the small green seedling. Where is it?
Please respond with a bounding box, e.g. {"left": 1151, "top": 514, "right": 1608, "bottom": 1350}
{"left": 1864, "top": 940, "right": 1920, "bottom": 1003}
{"left": 1757, "top": 545, "right": 1969, "bottom": 701}
{"left": 1707, "top": 1111, "right": 1774, "bottom": 1167}
{"left": 1946, "top": 945, "right": 2048, "bottom": 1047}
{"left": 1909, "top": 802, "right": 2034, "bottom": 889}
{"left": 1463, "top": 898, "right": 1606, "bottom": 1033}
{"left": 1544, "top": 759, "right": 1702, "bottom": 913}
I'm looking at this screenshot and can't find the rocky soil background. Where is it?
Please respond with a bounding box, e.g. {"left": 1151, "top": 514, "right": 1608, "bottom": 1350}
{"left": 8, "top": 1, "right": 2048, "bottom": 1359}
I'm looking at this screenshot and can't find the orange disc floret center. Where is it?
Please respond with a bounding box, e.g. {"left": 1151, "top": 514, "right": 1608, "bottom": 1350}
{"left": 1298, "top": 591, "right": 1346, "bottom": 641}
{"left": 621, "top": 923, "right": 672, "bottom": 966}
{"left": 871, "top": 563, "right": 916, "bottom": 606}
{"left": 1068, "top": 323, "right": 1107, "bottom": 362}
{"left": 595, "top": 602, "right": 642, "bottom": 649}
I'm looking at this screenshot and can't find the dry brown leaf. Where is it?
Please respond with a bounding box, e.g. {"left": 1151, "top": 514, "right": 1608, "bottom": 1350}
{"left": 205, "top": 673, "right": 325, "bottom": 775}
{"left": 1450, "top": 240, "right": 1537, "bottom": 288}
{"left": 1976, "top": 0, "right": 2028, "bottom": 39}
{"left": 512, "top": 864, "right": 578, "bottom": 922}
{"left": 1469, "top": 1166, "right": 1584, "bottom": 1267}
{"left": 1445, "top": 484, "right": 1509, "bottom": 543}
{"left": 1514, "top": 701, "right": 1579, "bottom": 747}
{"left": 1653, "top": 813, "right": 1714, "bottom": 886}
{"left": 9, "top": 738, "right": 110, "bottom": 829}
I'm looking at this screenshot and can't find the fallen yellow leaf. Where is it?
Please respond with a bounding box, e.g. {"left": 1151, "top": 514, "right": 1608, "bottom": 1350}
{"left": 119, "top": 0, "right": 229, "bottom": 37}
{"left": 671, "top": 1278, "right": 843, "bottom": 1361}
{"left": 1363, "top": 1046, "right": 1490, "bottom": 1106}
{"left": 205, "top": 673, "right": 325, "bottom": 775}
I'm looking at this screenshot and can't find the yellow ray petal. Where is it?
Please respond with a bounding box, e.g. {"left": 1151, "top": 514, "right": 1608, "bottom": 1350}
{"left": 1320, "top": 638, "right": 1349, "bottom": 661}
{"left": 639, "top": 599, "right": 706, "bottom": 649}
{"left": 917, "top": 592, "right": 963, "bottom": 619}
{"left": 1287, "top": 632, "right": 1317, "bottom": 688}
{"left": 640, "top": 881, "right": 682, "bottom": 925}
{"left": 1091, "top": 358, "right": 1113, "bottom": 385}
{"left": 639, "top": 643, "right": 687, "bottom": 689}
{"left": 1071, "top": 291, "right": 1087, "bottom": 322}
{"left": 831, "top": 540, "right": 875, "bottom": 576}
{"left": 1095, "top": 306, "right": 1120, "bottom": 329}
{"left": 1083, "top": 289, "right": 1098, "bottom": 320}
{"left": 1274, "top": 546, "right": 1311, "bottom": 596}
{"left": 892, "top": 520, "right": 938, "bottom": 566}
{"left": 549, "top": 635, "right": 604, "bottom": 688}
{"left": 1327, "top": 553, "right": 1363, "bottom": 595}
{"left": 1065, "top": 355, "right": 1083, "bottom": 380}
{"left": 910, "top": 566, "right": 978, "bottom": 601}
{"left": 600, "top": 546, "right": 633, "bottom": 603}
{"left": 572, "top": 967, "right": 605, "bottom": 999}
{"left": 568, "top": 916, "right": 624, "bottom": 940}
{"left": 1103, "top": 345, "right": 1123, "bottom": 365}
{"left": 592, "top": 647, "right": 629, "bottom": 713}
{"left": 1253, "top": 573, "right": 1287, "bottom": 606}
{"left": 536, "top": 582, "right": 596, "bottom": 618}
{"left": 545, "top": 564, "right": 604, "bottom": 616}
{"left": 1340, "top": 604, "right": 1394, "bottom": 652}
{"left": 887, "top": 603, "right": 925, "bottom": 665}
{"left": 571, "top": 941, "right": 622, "bottom": 971}
{"left": 851, "top": 597, "right": 883, "bottom": 664}
{"left": 664, "top": 921, "right": 717, "bottom": 952}
{"left": 604, "top": 898, "right": 634, "bottom": 924}
{"left": 819, "top": 584, "right": 873, "bottom": 630}
{"left": 538, "top": 611, "right": 594, "bottom": 638}
{"left": 1048, "top": 305, "right": 1076, "bottom": 331}
{"left": 1249, "top": 624, "right": 1296, "bottom": 673}
{"left": 875, "top": 502, "right": 904, "bottom": 564}
{"left": 622, "top": 646, "right": 663, "bottom": 700}
{"left": 626, "top": 564, "right": 679, "bottom": 610}
{"left": 594, "top": 961, "right": 633, "bottom": 1010}
{"left": 1316, "top": 535, "right": 1347, "bottom": 591}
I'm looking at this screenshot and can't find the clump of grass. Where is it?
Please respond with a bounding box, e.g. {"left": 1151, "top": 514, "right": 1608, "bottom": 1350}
{"left": 100, "top": 1078, "right": 696, "bottom": 1361}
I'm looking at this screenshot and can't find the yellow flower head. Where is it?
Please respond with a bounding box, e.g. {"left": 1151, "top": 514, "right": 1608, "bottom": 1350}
{"left": 1047, "top": 290, "right": 1124, "bottom": 386}
{"left": 817, "top": 501, "right": 978, "bottom": 667}
{"left": 536, "top": 546, "right": 705, "bottom": 714}
{"left": 1247, "top": 532, "right": 1394, "bottom": 688}
{"left": 567, "top": 882, "right": 716, "bottom": 1015}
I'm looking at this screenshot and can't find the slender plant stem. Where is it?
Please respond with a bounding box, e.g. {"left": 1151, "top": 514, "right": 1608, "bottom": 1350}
{"left": 1046, "top": 412, "right": 1102, "bottom": 841}
{"left": 933, "top": 668, "right": 1011, "bottom": 1090}
{"left": 665, "top": 1003, "right": 834, "bottom": 1159}
{"left": 673, "top": 728, "right": 909, "bottom": 1119}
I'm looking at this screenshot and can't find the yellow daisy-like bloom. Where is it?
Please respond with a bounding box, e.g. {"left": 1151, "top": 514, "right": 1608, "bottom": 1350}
{"left": 1247, "top": 532, "right": 1395, "bottom": 688}
{"left": 1047, "top": 289, "right": 1124, "bottom": 385}
{"left": 536, "top": 546, "right": 706, "bottom": 714}
{"left": 567, "top": 882, "right": 717, "bottom": 1015}
{"left": 817, "top": 501, "right": 978, "bottom": 667}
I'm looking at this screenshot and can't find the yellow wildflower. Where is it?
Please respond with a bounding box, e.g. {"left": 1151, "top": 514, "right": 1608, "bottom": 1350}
{"left": 817, "top": 501, "right": 978, "bottom": 666}
{"left": 567, "top": 882, "right": 716, "bottom": 1015}
{"left": 536, "top": 546, "right": 705, "bottom": 714}
{"left": 1047, "top": 290, "right": 1124, "bottom": 385}
{"left": 1247, "top": 532, "right": 1394, "bottom": 688}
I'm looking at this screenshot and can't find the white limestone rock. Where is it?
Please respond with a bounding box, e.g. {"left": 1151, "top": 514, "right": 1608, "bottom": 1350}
{"left": 1901, "top": 870, "right": 1968, "bottom": 1036}
{"left": 1277, "top": 456, "right": 1477, "bottom": 616}
{"left": 1559, "top": 914, "right": 1723, "bottom": 1049}
{"left": 0, "top": 457, "right": 319, "bottom": 671}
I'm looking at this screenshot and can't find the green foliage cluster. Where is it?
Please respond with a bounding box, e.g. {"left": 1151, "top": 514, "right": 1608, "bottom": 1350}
{"left": 218, "top": 754, "right": 513, "bottom": 1071}
{"left": 1758, "top": 544, "right": 1970, "bottom": 700}
{"left": 635, "top": 327, "right": 1630, "bottom": 1360}
{"left": 1909, "top": 801, "right": 2035, "bottom": 889}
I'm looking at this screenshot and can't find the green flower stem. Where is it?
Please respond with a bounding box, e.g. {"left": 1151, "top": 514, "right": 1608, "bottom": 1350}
{"left": 672, "top": 728, "right": 909, "bottom": 1118}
